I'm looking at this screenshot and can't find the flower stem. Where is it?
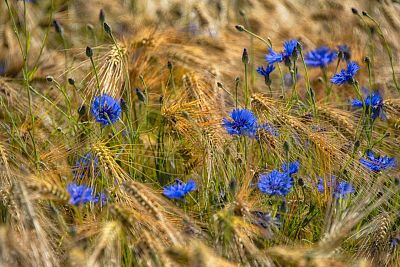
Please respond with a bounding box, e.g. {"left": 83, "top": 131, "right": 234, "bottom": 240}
{"left": 298, "top": 46, "right": 316, "bottom": 114}
{"left": 364, "top": 13, "right": 400, "bottom": 93}
{"left": 235, "top": 77, "right": 239, "bottom": 109}
{"left": 89, "top": 56, "right": 101, "bottom": 92}
{"left": 244, "top": 63, "right": 249, "bottom": 108}
{"left": 237, "top": 25, "right": 272, "bottom": 48}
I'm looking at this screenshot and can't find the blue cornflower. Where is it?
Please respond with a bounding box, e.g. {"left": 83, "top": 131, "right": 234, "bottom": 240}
{"left": 337, "top": 45, "right": 351, "bottom": 61}
{"left": 73, "top": 152, "right": 99, "bottom": 179}
{"left": 317, "top": 177, "right": 354, "bottom": 198}
{"left": 67, "top": 183, "right": 98, "bottom": 205}
{"left": 258, "top": 170, "right": 293, "bottom": 196}
{"left": 390, "top": 237, "right": 400, "bottom": 249}
{"left": 283, "top": 40, "right": 299, "bottom": 57}
{"left": 265, "top": 39, "right": 298, "bottom": 65}
{"left": 304, "top": 46, "right": 337, "bottom": 68}
{"left": 163, "top": 179, "right": 196, "bottom": 199}
{"left": 187, "top": 23, "right": 200, "bottom": 36}
{"left": 284, "top": 72, "right": 301, "bottom": 88}
{"left": 330, "top": 61, "right": 360, "bottom": 85}
{"left": 317, "top": 178, "right": 325, "bottom": 193}
{"left": 251, "top": 211, "right": 281, "bottom": 229}
{"left": 266, "top": 48, "right": 284, "bottom": 64}
{"left": 257, "top": 123, "right": 279, "bottom": 137}
{"left": 281, "top": 161, "right": 300, "bottom": 176}
{"left": 359, "top": 150, "right": 396, "bottom": 172}
{"left": 317, "top": 176, "right": 335, "bottom": 193}
{"left": 222, "top": 109, "right": 257, "bottom": 137}
{"left": 256, "top": 65, "right": 275, "bottom": 84}
{"left": 95, "top": 192, "right": 107, "bottom": 205}
{"left": 352, "top": 91, "right": 385, "bottom": 120}
{"left": 91, "top": 94, "right": 122, "bottom": 126}
{"left": 0, "top": 60, "right": 5, "bottom": 75}
{"left": 334, "top": 181, "right": 355, "bottom": 198}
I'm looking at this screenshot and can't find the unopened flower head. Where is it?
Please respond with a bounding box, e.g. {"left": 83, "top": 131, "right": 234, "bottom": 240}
{"left": 337, "top": 45, "right": 351, "bottom": 61}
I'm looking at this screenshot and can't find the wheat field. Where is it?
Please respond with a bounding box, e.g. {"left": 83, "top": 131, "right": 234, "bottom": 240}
{"left": 1, "top": 0, "right": 400, "bottom": 266}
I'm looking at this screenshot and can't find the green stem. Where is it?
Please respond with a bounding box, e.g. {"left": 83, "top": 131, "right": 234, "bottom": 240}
{"left": 167, "top": 66, "right": 175, "bottom": 92}
{"left": 364, "top": 13, "right": 400, "bottom": 93}
{"left": 105, "top": 26, "right": 133, "bottom": 110}
{"left": 267, "top": 84, "right": 273, "bottom": 97}
{"left": 89, "top": 56, "right": 101, "bottom": 92}
{"left": 321, "top": 67, "right": 329, "bottom": 93}
{"left": 242, "top": 15, "right": 255, "bottom": 89}
{"left": 352, "top": 81, "right": 367, "bottom": 142}
{"left": 290, "top": 62, "right": 298, "bottom": 102}
{"left": 32, "top": 0, "right": 54, "bottom": 75}
{"left": 29, "top": 86, "right": 75, "bottom": 122}
{"left": 7, "top": 0, "right": 40, "bottom": 167}
{"left": 240, "top": 26, "right": 271, "bottom": 48}
{"left": 53, "top": 79, "right": 72, "bottom": 117}
{"left": 366, "top": 60, "right": 373, "bottom": 90}
{"left": 277, "top": 64, "right": 285, "bottom": 97}
{"left": 235, "top": 77, "right": 239, "bottom": 109}
{"left": 326, "top": 58, "right": 341, "bottom": 98}
{"left": 139, "top": 75, "right": 149, "bottom": 127}
{"left": 298, "top": 46, "right": 315, "bottom": 114}
{"left": 244, "top": 64, "right": 249, "bottom": 108}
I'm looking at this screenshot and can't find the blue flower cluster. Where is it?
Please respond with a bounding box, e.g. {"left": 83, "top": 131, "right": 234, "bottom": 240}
{"left": 257, "top": 123, "right": 280, "bottom": 137}
{"left": 316, "top": 178, "right": 328, "bottom": 193}
{"left": 257, "top": 161, "right": 299, "bottom": 196}
{"left": 317, "top": 176, "right": 355, "bottom": 199}
{"left": 91, "top": 94, "right": 122, "bottom": 126}
{"left": 222, "top": 109, "right": 279, "bottom": 138}
{"left": 359, "top": 150, "right": 396, "bottom": 172}
{"left": 266, "top": 39, "right": 298, "bottom": 65}
{"left": 352, "top": 91, "right": 385, "bottom": 120}
{"left": 256, "top": 39, "right": 299, "bottom": 86}
{"left": 163, "top": 179, "right": 196, "bottom": 199}
{"left": 262, "top": 41, "right": 357, "bottom": 86}
{"left": 305, "top": 46, "right": 337, "bottom": 68}
{"left": 334, "top": 181, "right": 355, "bottom": 198}
{"left": 67, "top": 183, "right": 106, "bottom": 206}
